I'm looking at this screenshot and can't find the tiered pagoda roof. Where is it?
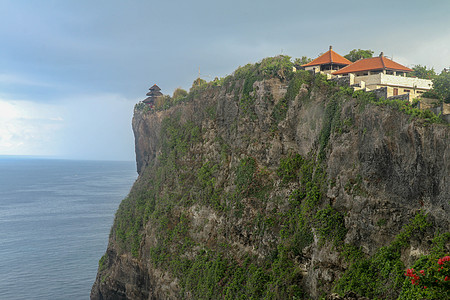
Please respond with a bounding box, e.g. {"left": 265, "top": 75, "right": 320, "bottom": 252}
{"left": 143, "top": 84, "right": 162, "bottom": 104}
{"left": 146, "top": 84, "right": 162, "bottom": 96}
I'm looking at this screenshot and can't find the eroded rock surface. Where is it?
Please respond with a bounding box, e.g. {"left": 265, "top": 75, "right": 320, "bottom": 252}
{"left": 92, "top": 75, "right": 449, "bottom": 299}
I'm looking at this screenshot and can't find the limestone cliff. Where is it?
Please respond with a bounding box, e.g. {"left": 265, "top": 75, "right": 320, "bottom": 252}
{"left": 91, "top": 59, "right": 449, "bottom": 300}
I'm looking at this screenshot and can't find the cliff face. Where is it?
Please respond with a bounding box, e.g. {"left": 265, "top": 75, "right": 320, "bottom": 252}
{"left": 91, "top": 67, "right": 449, "bottom": 299}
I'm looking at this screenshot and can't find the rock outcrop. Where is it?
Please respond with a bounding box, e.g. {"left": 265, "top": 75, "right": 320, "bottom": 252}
{"left": 92, "top": 67, "right": 449, "bottom": 299}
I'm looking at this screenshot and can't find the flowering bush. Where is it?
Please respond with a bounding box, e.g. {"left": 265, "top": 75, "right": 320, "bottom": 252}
{"left": 402, "top": 255, "right": 450, "bottom": 299}
{"left": 438, "top": 255, "right": 450, "bottom": 266}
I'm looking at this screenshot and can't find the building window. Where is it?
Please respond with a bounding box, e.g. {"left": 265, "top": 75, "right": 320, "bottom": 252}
{"left": 393, "top": 88, "right": 399, "bottom": 96}
{"left": 404, "top": 89, "right": 410, "bottom": 93}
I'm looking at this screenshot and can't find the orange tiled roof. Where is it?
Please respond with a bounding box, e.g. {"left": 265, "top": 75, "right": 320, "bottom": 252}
{"left": 302, "top": 47, "right": 352, "bottom": 67}
{"left": 332, "top": 55, "right": 413, "bottom": 75}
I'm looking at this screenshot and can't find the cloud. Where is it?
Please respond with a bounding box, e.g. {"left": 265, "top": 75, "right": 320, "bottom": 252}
{"left": 0, "top": 94, "right": 136, "bottom": 160}
{"left": 1, "top": 0, "right": 449, "bottom": 161}
{"left": 0, "top": 73, "right": 53, "bottom": 87}
{"left": 0, "top": 99, "right": 64, "bottom": 155}
{"left": 52, "top": 93, "right": 136, "bottom": 161}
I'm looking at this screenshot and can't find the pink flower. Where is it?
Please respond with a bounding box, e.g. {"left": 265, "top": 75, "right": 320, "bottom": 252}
{"left": 419, "top": 270, "right": 425, "bottom": 275}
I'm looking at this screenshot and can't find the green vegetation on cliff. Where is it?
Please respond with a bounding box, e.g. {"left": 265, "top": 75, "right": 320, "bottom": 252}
{"left": 98, "top": 56, "right": 449, "bottom": 300}
{"left": 334, "top": 212, "right": 431, "bottom": 299}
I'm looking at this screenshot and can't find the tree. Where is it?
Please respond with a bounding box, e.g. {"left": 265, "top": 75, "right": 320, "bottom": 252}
{"left": 259, "top": 55, "right": 293, "bottom": 80}
{"left": 155, "top": 95, "right": 172, "bottom": 110}
{"left": 408, "top": 65, "right": 436, "bottom": 79}
{"left": 191, "top": 78, "right": 207, "bottom": 91}
{"left": 294, "top": 56, "right": 312, "bottom": 66}
{"left": 432, "top": 70, "right": 450, "bottom": 103}
{"left": 172, "top": 87, "right": 188, "bottom": 100}
{"left": 344, "top": 49, "right": 374, "bottom": 62}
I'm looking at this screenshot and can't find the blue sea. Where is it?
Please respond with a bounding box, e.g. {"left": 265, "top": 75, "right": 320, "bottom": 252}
{"left": 0, "top": 157, "right": 137, "bottom": 299}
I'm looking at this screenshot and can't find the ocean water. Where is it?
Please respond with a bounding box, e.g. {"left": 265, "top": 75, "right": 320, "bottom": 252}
{"left": 0, "top": 157, "right": 137, "bottom": 299}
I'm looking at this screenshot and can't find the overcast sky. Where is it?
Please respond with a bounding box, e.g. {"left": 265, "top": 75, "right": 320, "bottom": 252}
{"left": 0, "top": 0, "right": 449, "bottom": 160}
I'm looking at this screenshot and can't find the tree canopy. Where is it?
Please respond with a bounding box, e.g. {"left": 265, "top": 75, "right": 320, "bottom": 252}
{"left": 190, "top": 78, "right": 207, "bottom": 91}
{"left": 172, "top": 87, "right": 188, "bottom": 100}
{"left": 294, "top": 56, "right": 312, "bottom": 66}
{"left": 408, "top": 65, "right": 436, "bottom": 79}
{"left": 432, "top": 71, "right": 450, "bottom": 103}
{"left": 344, "top": 49, "right": 374, "bottom": 62}
{"left": 422, "top": 70, "right": 450, "bottom": 103}
{"left": 155, "top": 95, "right": 172, "bottom": 110}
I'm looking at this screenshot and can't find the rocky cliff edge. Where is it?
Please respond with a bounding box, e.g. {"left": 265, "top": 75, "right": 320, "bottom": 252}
{"left": 92, "top": 61, "right": 449, "bottom": 299}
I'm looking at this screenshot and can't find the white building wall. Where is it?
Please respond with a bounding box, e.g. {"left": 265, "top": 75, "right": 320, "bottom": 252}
{"left": 353, "top": 73, "right": 432, "bottom": 90}
{"left": 379, "top": 74, "right": 433, "bottom": 89}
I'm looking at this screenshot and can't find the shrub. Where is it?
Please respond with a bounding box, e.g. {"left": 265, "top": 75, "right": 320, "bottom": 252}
{"left": 172, "top": 87, "right": 188, "bottom": 100}
{"left": 314, "top": 205, "right": 347, "bottom": 244}
{"left": 235, "top": 157, "right": 257, "bottom": 193}
{"left": 399, "top": 233, "right": 450, "bottom": 299}
{"left": 155, "top": 95, "right": 172, "bottom": 110}
{"left": 318, "top": 98, "right": 340, "bottom": 160}
{"left": 191, "top": 78, "right": 207, "bottom": 91}
{"left": 277, "top": 153, "right": 305, "bottom": 182}
{"left": 272, "top": 70, "right": 312, "bottom": 124}
{"left": 333, "top": 212, "right": 431, "bottom": 299}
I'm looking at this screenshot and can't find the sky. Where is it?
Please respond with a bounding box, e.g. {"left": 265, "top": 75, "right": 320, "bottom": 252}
{"left": 0, "top": 0, "right": 449, "bottom": 161}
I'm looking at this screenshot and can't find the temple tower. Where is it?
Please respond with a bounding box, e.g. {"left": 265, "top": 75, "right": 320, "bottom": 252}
{"left": 143, "top": 84, "right": 162, "bottom": 108}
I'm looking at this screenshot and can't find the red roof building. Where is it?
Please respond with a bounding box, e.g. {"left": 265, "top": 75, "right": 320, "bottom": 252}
{"left": 330, "top": 52, "right": 432, "bottom": 101}
{"left": 301, "top": 46, "right": 352, "bottom": 74}
{"left": 332, "top": 53, "right": 412, "bottom": 76}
